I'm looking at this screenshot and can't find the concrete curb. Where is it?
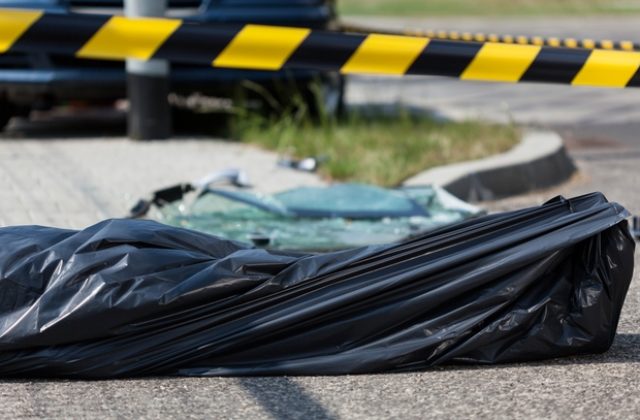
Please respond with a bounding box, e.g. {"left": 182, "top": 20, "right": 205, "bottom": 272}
{"left": 403, "top": 130, "right": 576, "bottom": 202}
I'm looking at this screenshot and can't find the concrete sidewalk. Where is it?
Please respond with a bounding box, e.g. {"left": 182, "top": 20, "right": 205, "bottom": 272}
{"left": 0, "top": 138, "right": 324, "bottom": 229}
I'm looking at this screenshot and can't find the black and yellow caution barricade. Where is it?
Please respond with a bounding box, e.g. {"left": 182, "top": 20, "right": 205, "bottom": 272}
{"left": 340, "top": 23, "right": 640, "bottom": 52}
{"left": 2, "top": 8, "right": 640, "bottom": 89}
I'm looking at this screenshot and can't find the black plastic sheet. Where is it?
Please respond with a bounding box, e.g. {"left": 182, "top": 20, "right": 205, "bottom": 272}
{"left": 0, "top": 193, "right": 634, "bottom": 378}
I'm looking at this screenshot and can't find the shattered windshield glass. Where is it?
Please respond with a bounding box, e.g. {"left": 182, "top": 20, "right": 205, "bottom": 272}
{"left": 154, "top": 184, "right": 484, "bottom": 251}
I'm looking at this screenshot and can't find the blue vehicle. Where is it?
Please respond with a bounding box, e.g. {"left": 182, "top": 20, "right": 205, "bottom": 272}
{"left": 0, "top": 0, "right": 342, "bottom": 129}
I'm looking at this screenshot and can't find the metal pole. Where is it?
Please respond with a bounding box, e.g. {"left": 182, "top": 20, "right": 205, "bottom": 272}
{"left": 124, "top": 0, "right": 171, "bottom": 140}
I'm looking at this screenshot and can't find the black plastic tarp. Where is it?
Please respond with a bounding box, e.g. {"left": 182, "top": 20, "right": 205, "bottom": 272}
{"left": 0, "top": 192, "right": 634, "bottom": 378}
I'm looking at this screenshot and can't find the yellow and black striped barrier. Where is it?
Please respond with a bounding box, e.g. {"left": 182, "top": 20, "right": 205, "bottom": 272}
{"left": 3, "top": 8, "right": 640, "bottom": 89}
{"left": 341, "top": 23, "right": 640, "bottom": 52}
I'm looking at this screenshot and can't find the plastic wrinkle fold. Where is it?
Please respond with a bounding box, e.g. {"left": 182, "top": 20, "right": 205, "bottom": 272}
{"left": 0, "top": 192, "right": 634, "bottom": 378}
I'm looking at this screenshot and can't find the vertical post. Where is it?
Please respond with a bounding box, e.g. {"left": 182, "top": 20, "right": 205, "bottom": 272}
{"left": 125, "top": 0, "right": 171, "bottom": 140}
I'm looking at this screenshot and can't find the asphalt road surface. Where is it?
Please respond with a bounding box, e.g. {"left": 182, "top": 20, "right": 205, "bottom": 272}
{"left": 3, "top": 145, "right": 638, "bottom": 420}
{"left": 1, "top": 17, "right": 640, "bottom": 420}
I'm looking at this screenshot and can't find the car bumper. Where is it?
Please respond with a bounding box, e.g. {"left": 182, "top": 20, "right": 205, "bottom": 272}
{"left": 0, "top": 67, "right": 329, "bottom": 102}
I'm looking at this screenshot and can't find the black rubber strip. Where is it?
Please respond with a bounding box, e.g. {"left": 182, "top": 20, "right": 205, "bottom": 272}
{"left": 625, "top": 67, "right": 640, "bottom": 87}
{"left": 153, "top": 22, "right": 243, "bottom": 65}
{"left": 521, "top": 47, "right": 592, "bottom": 84}
{"left": 284, "top": 32, "right": 366, "bottom": 71}
{"left": 10, "top": 13, "right": 110, "bottom": 56}
{"left": 407, "top": 40, "right": 482, "bottom": 77}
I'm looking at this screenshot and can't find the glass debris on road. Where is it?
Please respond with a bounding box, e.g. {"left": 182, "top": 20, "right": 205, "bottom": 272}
{"left": 131, "top": 171, "right": 484, "bottom": 250}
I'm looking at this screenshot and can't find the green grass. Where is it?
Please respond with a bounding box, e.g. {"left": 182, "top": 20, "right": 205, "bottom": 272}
{"left": 339, "top": 0, "right": 640, "bottom": 16}
{"left": 231, "top": 108, "right": 519, "bottom": 187}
